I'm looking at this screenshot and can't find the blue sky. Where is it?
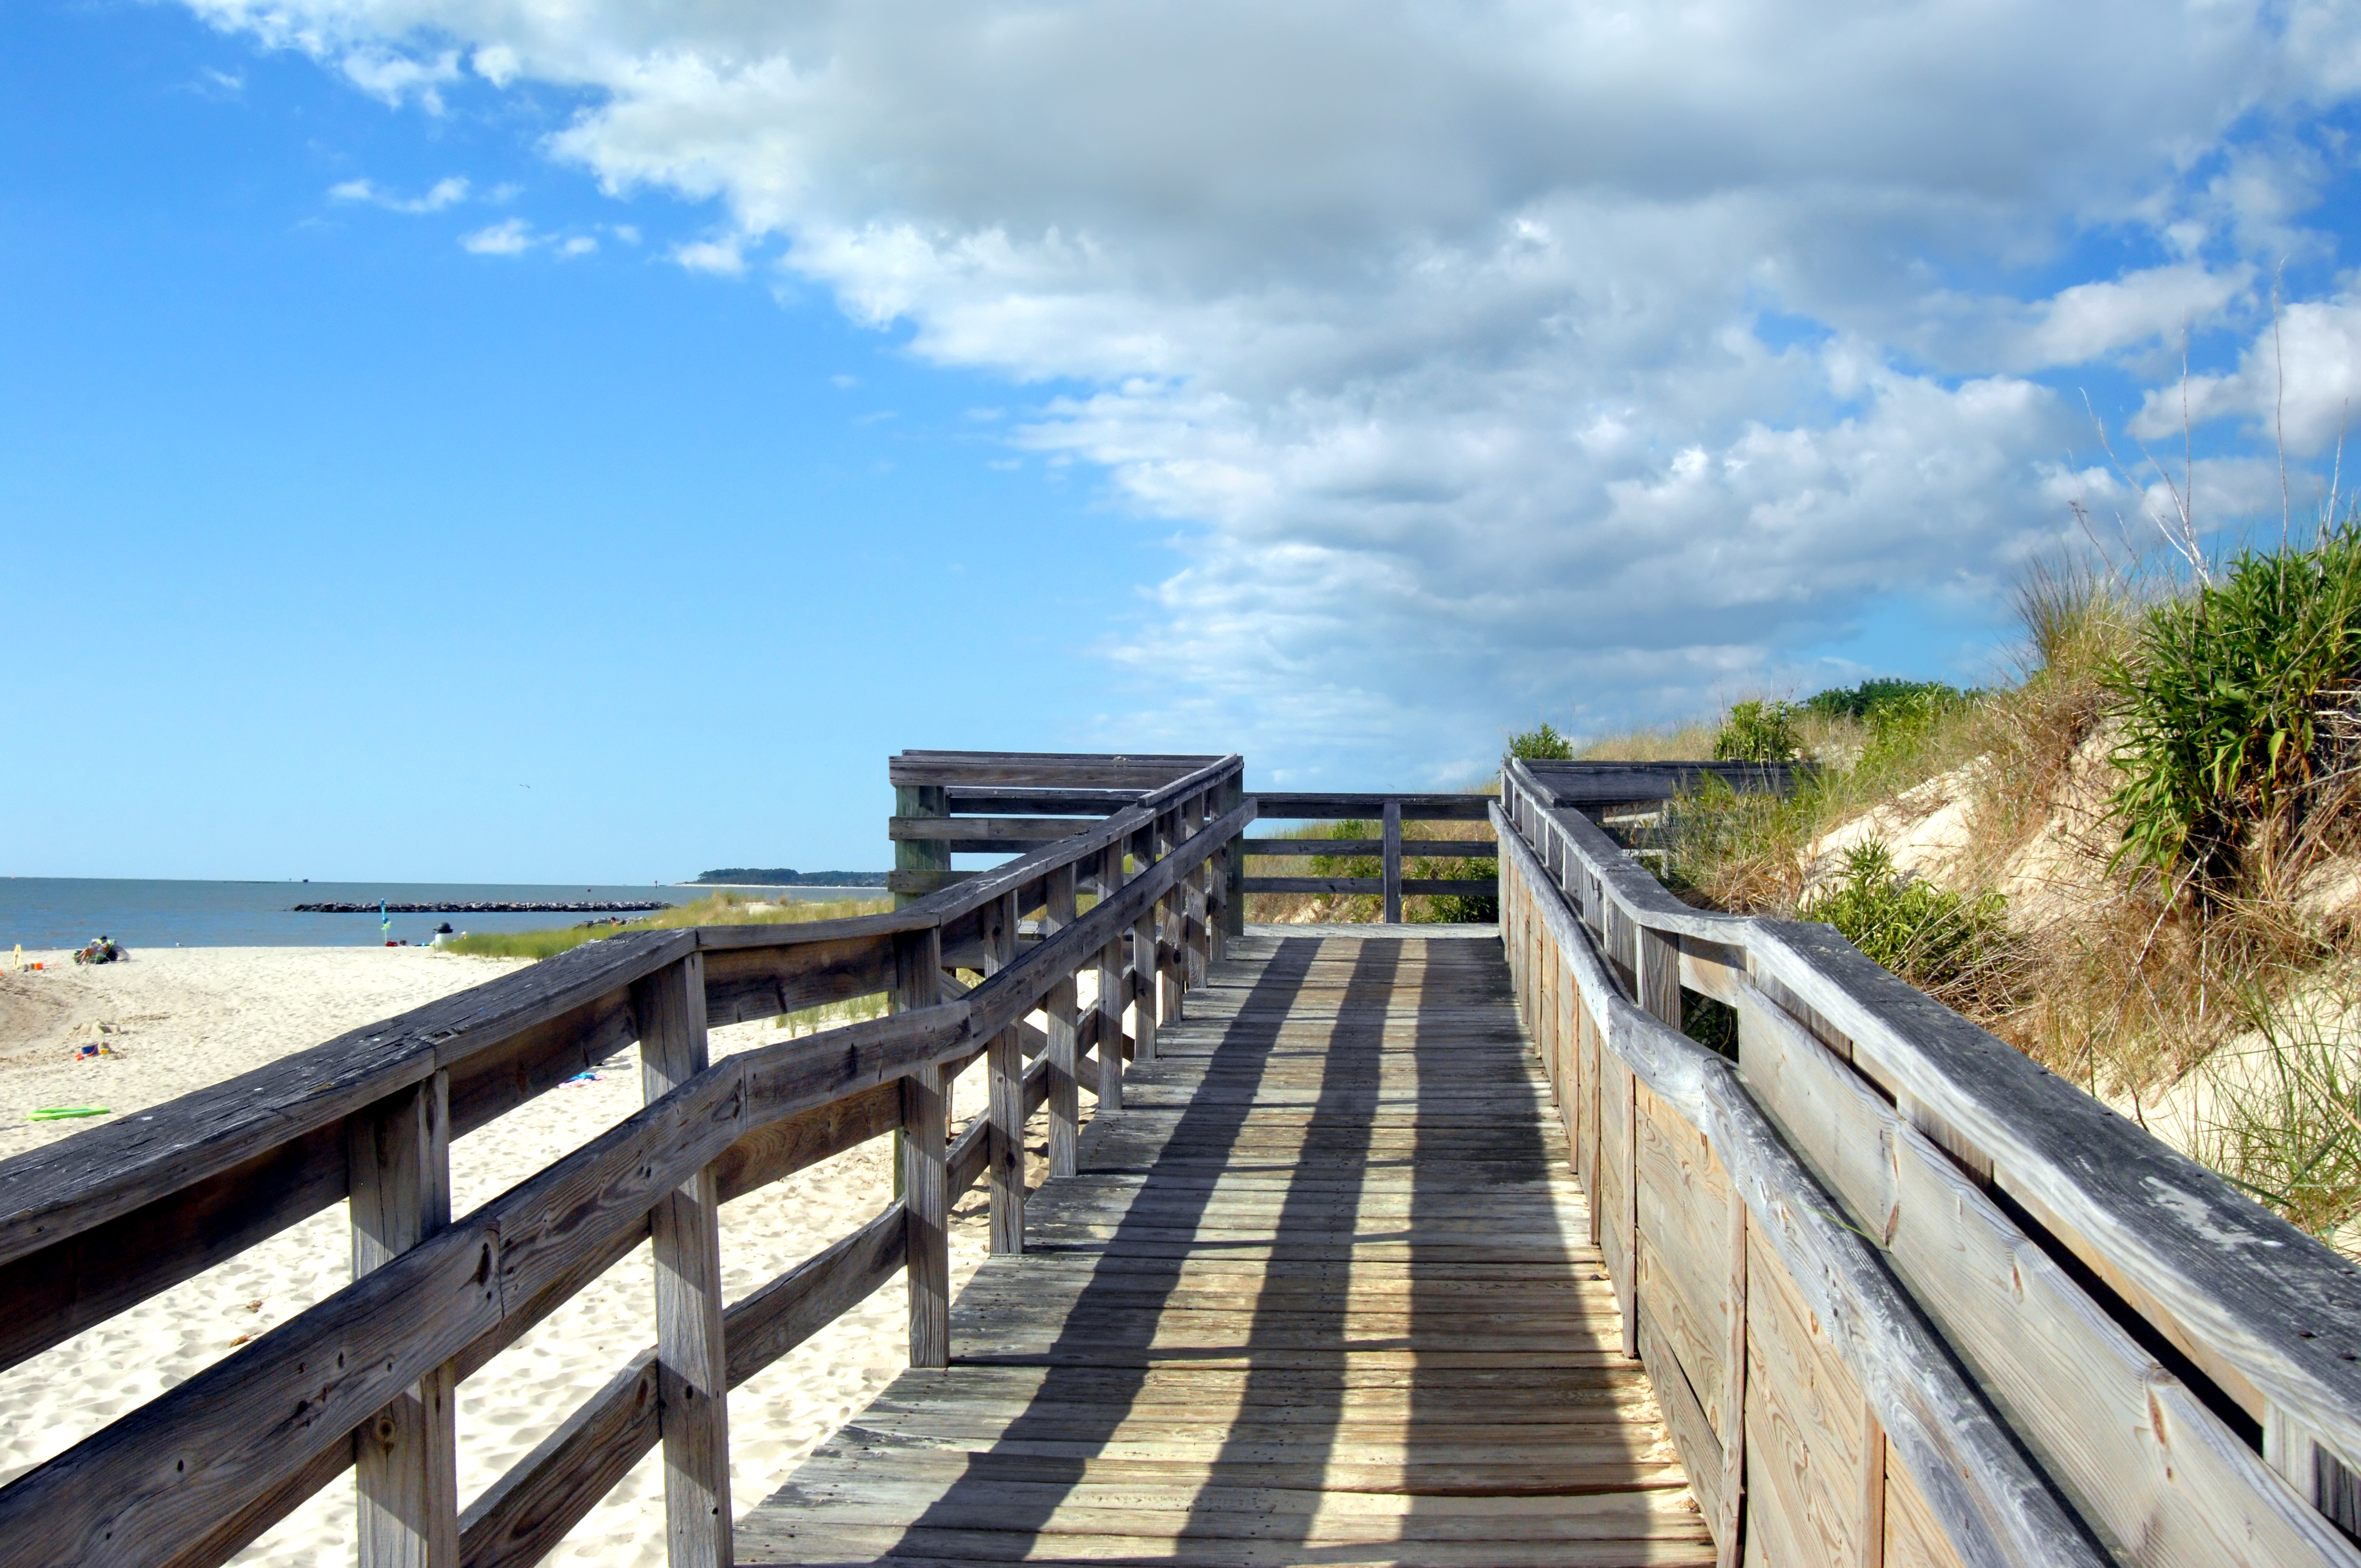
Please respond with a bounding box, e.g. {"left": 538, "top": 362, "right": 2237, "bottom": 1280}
{"left": 3, "top": 1, "right": 1174, "bottom": 879}
{"left": 6, "top": 0, "right": 2359, "bottom": 879}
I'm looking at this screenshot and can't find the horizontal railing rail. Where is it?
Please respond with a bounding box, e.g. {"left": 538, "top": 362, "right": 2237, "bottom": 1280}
{"left": 1244, "top": 790, "right": 1497, "bottom": 922}
{"left": 1497, "top": 755, "right": 2361, "bottom": 1566}
{"left": 1516, "top": 758, "right": 1805, "bottom": 812}
{"left": 0, "top": 753, "right": 1252, "bottom": 1568}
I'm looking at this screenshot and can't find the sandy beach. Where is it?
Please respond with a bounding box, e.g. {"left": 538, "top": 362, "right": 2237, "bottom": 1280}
{"left": 0, "top": 946, "right": 1022, "bottom": 1564}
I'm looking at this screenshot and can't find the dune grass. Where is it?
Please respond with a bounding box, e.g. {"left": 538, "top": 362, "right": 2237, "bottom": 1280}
{"left": 445, "top": 890, "right": 894, "bottom": 961}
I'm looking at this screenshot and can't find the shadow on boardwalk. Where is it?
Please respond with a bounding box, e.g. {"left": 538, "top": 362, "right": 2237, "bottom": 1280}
{"left": 738, "top": 930, "right": 1706, "bottom": 1566}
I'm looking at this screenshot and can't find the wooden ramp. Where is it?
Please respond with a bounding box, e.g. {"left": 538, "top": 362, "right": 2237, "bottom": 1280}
{"left": 738, "top": 929, "right": 1711, "bottom": 1566}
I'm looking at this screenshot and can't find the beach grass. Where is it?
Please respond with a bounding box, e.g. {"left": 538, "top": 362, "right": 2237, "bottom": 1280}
{"left": 445, "top": 890, "right": 894, "bottom": 961}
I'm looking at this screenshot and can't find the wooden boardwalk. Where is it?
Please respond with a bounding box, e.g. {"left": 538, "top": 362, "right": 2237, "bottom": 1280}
{"left": 739, "top": 929, "right": 1710, "bottom": 1566}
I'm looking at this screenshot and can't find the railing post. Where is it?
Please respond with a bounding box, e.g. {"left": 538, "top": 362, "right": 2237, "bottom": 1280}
{"left": 1124, "top": 826, "right": 1154, "bottom": 1085}
{"left": 986, "top": 889, "right": 1026, "bottom": 1255}
{"left": 633, "top": 953, "right": 732, "bottom": 1568}
{"left": 349, "top": 1075, "right": 458, "bottom": 1568}
{"left": 893, "top": 927, "right": 949, "bottom": 1369}
{"left": 1637, "top": 925, "right": 1681, "bottom": 1031}
{"left": 1184, "top": 793, "right": 1209, "bottom": 988}
{"left": 1382, "top": 798, "right": 1402, "bottom": 923}
{"left": 1156, "top": 808, "right": 1185, "bottom": 1026}
{"left": 893, "top": 783, "right": 948, "bottom": 909}
{"left": 1223, "top": 773, "right": 1247, "bottom": 939}
{"left": 1086, "top": 847, "right": 1122, "bottom": 1172}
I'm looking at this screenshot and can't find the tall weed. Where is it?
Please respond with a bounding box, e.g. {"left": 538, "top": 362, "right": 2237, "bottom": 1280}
{"left": 2191, "top": 976, "right": 2361, "bottom": 1256}
{"left": 2107, "top": 526, "right": 2361, "bottom": 899}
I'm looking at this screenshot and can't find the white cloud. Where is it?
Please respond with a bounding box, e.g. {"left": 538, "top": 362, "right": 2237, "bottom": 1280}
{"left": 179, "top": 0, "right": 2361, "bottom": 763}
{"left": 330, "top": 175, "right": 470, "bottom": 214}
{"left": 559, "top": 235, "right": 597, "bottom": 256}
{"left": 672, "top": 236, "right": 747, "bottom": 275}
{"left": 459, "top": 217, "right": 534, "bottom": 255}
{"left": 2134, "top": 297, "right": 2361, "bottom": 456}
{"left": 336, "top": 45, "right": 460, "bottom": 111}
{"left": 2010, "top": 265, "right": 2251, "bottom": 371}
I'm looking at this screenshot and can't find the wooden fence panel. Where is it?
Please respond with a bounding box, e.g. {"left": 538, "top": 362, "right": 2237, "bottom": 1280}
{"left": 1744, "top": 1225, "right": 1879, "bottom": 1568}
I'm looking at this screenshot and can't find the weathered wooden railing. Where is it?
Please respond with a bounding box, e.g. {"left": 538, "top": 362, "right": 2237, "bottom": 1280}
{"left": 0, "top": 753, "right": 1250, "bottom": 1568}
{"left": 1242, "top": 791, "right": 1497, "bottom": 922}
{"left": 1497, "top": 755, "right": 2361, "bottom": 1567}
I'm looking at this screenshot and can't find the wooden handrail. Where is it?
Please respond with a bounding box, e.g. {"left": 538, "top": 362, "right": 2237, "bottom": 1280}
{"left": 0, "top": 750, "right": 1254, "bottom": 1568}
{"left": 1495, "top": 802, "right": 2101, "bottom": 1568}
{"left": 1497, "top": 757, "right": 2361, "bottom": 1564}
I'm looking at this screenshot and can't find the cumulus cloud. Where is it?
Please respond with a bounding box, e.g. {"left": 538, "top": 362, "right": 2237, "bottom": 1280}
{"left": 2134, "top": 298, "right": 2361, "bottom": 456}
{"left": 671, "top": 236, "right": 747, "bottom": 275}
{"left": 330, "top": 175, "right": 469, "bottom": 213}
{"left": 459, "top": 216, "right": 533, "bottom": 255}
{"left": 180, "top": 0, "right": 2361, "bottom": 767}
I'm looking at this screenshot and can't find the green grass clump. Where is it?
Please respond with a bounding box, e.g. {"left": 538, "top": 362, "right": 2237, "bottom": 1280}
{"left": 1799, "top": 840, "right": 2015, "bottom": 1006}
{"left": 2107, "top": 525, "right": 2361, "bottom": 899}
{"left": 446, "top": 890, "right": 893, "bottom": 961}
{"left": 1712, "top": 699, "right": 1803, "bottom": 763}
{"left": 1803, "top": 678, "right": 1972, "bottom": 724}
{"left": 1505, "top": 722, "right": 1575, "bottom": 761}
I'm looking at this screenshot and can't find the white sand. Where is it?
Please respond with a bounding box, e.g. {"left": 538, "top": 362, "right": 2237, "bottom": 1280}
{"left": 0, "top": 946, "right": 1015, "bottom": 1564}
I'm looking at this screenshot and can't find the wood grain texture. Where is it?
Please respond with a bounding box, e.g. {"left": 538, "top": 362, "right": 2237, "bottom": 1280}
{"left": 349, "top": 1074, "right": 459, "bottom": 1568}
{"left": 637, "top": 955, "right": 733, "bottom": 1568}
{"left": 903, "top": 1059, "right": 950, "bottom": 1371}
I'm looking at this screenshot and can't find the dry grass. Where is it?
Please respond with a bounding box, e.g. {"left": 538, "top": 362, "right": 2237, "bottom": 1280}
{"left": 1623, "top": 567, "right": 2361, "bottom": 1253}
{"left": 446, "top": 890, "right": 893, "bottom": 961}
{"left": 1574, "top": 720, "right": 1724, "bottom": 761}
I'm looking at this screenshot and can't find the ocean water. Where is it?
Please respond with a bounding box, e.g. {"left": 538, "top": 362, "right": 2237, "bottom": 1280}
{"left": 0, "top": 879, "right": 883, "bottom": 951}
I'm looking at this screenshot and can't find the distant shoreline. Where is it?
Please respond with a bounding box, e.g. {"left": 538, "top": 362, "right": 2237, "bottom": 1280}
{"left": 683, "top": 870, "right": 889, "bottom": 889}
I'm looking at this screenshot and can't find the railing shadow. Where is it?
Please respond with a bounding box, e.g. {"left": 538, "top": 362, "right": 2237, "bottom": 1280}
{"left": 1399, "top": 934, "right": 1672, "bottom": 1556}
{"left": 878, "top": 933, "right": 1337, "bottom": 1560}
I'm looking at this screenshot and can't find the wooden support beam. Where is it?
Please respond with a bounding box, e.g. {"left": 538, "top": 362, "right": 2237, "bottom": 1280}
{"left": 978, "top": 889, "right": 1020, "bottom": 1258}
{"left": 1071, "top": 849, "right": 1113, "bottom": 1178}
{"left": 891, "top": 928, "right": 948, "bottom": 1370}
{"left": 348, "top": 1075, "right": 458, "bottom": 1568}
{"left": 1127, "top": 824, "right": 1156, "bottom": 1080}
{"left": 1184, "top": 794, "right": 1209, "bottom": 987}
{"left": 1381, "top": 798, "right": 1403, "bottom": 923}
{"left": 900, "top": 1062, "right": 947, "bottom": 1369}
{"left": 633, "top": 954, "right": 731, "bottom": 1568}
{"left": 1222, "top": 777, "right": 1247, "bottom": 939}
{"left": 891, "top": 785, "right": 949, "bottom": 910}
{"left": 1637, "top": 924, "right": 1683, "bottom": 1030}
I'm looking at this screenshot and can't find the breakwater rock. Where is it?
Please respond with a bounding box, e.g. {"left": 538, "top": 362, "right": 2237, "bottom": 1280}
{"left": 292, "top": 900, "right": 675, "bottom": 914}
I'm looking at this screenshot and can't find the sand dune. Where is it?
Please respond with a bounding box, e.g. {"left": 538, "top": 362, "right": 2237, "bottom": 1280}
{"left": 0, "top": 945, "right": 1016, "bottom": 1564}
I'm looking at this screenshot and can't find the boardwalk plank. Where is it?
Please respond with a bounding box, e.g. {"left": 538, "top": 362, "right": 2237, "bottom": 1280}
{"left": 738, "top": 930, "right": 1708, "bottom": 1566}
